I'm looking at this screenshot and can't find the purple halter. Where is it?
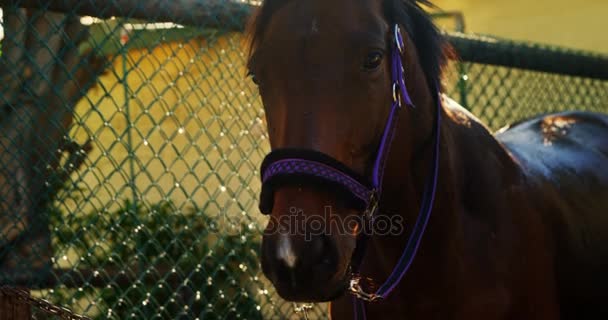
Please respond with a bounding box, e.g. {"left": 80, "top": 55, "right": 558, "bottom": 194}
{"left": 259, "top": 25, "right": 441, "bottom": 317}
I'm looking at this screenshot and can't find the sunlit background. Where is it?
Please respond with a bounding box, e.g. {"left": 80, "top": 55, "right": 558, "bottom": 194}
{"left": 435, "top": 0, "right": 607, "bottom": 53}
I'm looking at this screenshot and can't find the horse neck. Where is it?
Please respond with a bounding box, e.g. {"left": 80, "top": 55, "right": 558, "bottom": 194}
{"left": 363, "top": 91, "right": 522, "bottom": 300}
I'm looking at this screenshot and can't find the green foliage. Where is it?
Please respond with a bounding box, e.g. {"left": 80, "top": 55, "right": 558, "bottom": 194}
{"left": 50, "top": 199, "right": 263, "bottom": 319}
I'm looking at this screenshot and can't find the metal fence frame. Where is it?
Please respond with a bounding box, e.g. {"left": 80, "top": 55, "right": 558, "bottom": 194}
{"left": 0, "top": 1, "right": 607, "bottom": 319}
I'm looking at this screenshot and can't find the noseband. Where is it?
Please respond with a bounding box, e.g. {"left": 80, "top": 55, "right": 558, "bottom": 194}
{"left": 259, "top": 25, "right": 441, "bottom": 315}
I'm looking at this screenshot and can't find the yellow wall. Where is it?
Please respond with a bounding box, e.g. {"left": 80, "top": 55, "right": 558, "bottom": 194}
{"left": 434, "top": 0, "right": 608, "bottom": 53}
{"left": 68, "top": 33, "right": 268, "bottom": 221}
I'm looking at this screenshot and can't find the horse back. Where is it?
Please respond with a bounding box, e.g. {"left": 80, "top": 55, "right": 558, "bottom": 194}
{"left": 496, "top": 111, "right": 608, "bottom": 318}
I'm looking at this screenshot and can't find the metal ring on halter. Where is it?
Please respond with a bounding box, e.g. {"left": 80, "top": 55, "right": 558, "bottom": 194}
{"left": 392, "top": 82, "right": 402, "bottom": 107}
{"left": 363, "top": 189, "right": 379, "bottom": 220}
{"left": 349, "top": 277, "right": 382, "bottom": 302}
{"left": 293, "top": 303, "right": 313, "bottom": 320}
{"left": 394, "top": 25, "right": 404, "bottom": 53}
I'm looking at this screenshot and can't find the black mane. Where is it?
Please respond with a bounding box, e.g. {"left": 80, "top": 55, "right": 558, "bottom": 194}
{"left": 247, "top": 0, "right": 447, "bottom": 90}
{"left": 383, "top": 0, "right": 447, "bottom": 90}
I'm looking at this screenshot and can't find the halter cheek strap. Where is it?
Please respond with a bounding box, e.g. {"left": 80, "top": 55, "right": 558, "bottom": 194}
{"left": 349, "top": 25, "right": 441, "bottom": 319}
{"left": 351, "top": 97, "right": 440, "bottom": 318}
{"left": 258, "top": 25, "right": 441, "bottom": 318}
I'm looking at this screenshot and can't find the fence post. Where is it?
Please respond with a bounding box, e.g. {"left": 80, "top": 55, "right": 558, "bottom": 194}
{"left": 0, "top": 288, "right": 31, "bottom": 320}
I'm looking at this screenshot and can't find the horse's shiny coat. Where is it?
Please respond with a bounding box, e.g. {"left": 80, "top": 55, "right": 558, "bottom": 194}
{"left": 498, "top": 111, "right": 608, "bottom": 319}
{"left": 247, "top": 0, "right": 608, "bottom": 318}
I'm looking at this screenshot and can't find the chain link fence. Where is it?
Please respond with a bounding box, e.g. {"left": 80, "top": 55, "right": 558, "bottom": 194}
{"left": 0, "top": 1, "right": 607, "bottom": 319}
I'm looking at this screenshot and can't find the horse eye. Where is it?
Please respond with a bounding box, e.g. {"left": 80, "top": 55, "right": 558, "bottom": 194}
{"left": 363, "top": 51, "right": 384, "bottom": 70}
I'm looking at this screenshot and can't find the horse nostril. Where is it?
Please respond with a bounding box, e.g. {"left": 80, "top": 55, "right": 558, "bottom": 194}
{"left": 309, "top": 235, "right": 335, "bottom": 267}
{"left": 321, "top": 257, "right": 332, "bottom": 266}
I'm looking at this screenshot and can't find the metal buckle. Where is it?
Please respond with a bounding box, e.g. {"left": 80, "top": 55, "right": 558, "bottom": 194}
{"left": 394, "top": 25, "right": 404, "bottom": 53}
{"left": 349, "top": 277, "right": 382, "bottom": 302}
{"left": 363, "top": 189, "right": 379, "bottom": 220}
{"left": 392, "top": 82, "right": 402, "bottom": 107}
{"left": 293, "top": 303, "right": 314, "bottom": 320}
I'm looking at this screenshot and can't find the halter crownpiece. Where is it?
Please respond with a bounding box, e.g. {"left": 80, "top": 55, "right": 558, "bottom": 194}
{"left": 258, "top": 24, "right": 441, "bottom": 317}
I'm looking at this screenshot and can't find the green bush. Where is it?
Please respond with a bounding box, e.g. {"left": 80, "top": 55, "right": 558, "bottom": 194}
{"left": 50, "top": 200, "right": 263, "bottom": 319}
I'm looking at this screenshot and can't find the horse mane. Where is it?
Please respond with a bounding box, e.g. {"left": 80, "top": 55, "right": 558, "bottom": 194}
{"left": 247, "top": 0, "right": 448, "bottom": 90}
{"left": 383, "top": 0, "right": 448, "bottom": 90}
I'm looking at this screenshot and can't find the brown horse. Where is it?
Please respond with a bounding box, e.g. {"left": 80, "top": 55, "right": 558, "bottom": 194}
{"left": 246, "top": 0, "right": 608, "bottom": 318}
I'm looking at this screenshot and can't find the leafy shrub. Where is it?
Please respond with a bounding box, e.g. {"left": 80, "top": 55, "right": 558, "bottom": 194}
{"left": 50, "top": 200, "right": 263, "bottom": 319}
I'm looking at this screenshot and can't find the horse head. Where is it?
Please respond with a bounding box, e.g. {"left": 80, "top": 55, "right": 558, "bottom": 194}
{"left": 247, "top": 0, "right": 446, "bottom": 302}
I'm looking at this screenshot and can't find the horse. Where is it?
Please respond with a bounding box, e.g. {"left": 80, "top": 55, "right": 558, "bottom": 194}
{"left": 245, "top": 0, "right": 608, "bottom": 318}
